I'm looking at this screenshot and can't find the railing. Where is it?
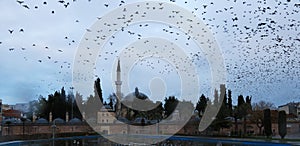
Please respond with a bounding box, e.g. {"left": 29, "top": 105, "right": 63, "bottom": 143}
{"left": 0, "top": 135, "right": 296, "bottom": 146}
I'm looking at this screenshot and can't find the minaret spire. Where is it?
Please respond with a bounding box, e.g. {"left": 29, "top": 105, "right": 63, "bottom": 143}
{"left": 115, "top": 59, "right": 122, "bottom": 116}
{"left": 117, "top": 59, "right": 121, "bottom": 72}
{"left": 115, "top": 59, "right": 122, "bottom": 98}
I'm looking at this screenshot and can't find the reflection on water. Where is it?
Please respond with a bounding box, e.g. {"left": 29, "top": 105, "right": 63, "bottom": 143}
{"left": 2, "top": 135, "right": 293, "bottom": 146}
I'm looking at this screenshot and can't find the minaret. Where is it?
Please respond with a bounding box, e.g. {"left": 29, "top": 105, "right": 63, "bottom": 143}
{"left": 115, "top": 59, "right": 122, "bottom": 116}
{"left": 115, "top": 59, "right": 122, "bottom": 100}
{"left": 0, "top": 99, "right": 2, "bottom": 123}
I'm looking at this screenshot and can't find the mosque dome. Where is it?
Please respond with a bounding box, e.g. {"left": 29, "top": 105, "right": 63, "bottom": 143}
{"left": 53, "top": 118, "right": 65, "bottom": 124}
{"left": 69, "top": 118, "right": 82, "bottom": 124}
{"left": 122, "top": 87, "right": 149, "bottom": 102}
{"left": 121, "top": 87, "right": 156, "bottom": 111}
{"left": 133, "top": 117, "right": 148, "bottom": 125}
{"left": 35, "top": 118, "right": 48, "bottom": 124}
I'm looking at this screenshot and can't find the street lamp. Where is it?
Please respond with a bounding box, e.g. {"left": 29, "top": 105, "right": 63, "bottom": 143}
{"left": 20, "top": 117, "right": 26, "bottom": 137}
{"left": 70, "top": 86, "right": 74, "bottom": 120}
{"left": 51, "top": 121, "right": 56, "bottom": 146}
{"left": 257, "top": 119, "right": 263, "bottom": 135}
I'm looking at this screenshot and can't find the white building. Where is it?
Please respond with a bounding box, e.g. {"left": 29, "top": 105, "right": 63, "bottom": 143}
{"left": 278, "top": 102, "right": 300, "bottom": 118}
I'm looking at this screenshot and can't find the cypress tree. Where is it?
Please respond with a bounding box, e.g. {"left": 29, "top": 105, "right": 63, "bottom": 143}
{"left": 94, "top": 78, "right": 103, "bottom": 103}
{"left": 264, "top": 109, "right": 272, "bottom": 137}
{"left": 237, "top": 95, "right": 245, "bottom": 107}
{"left": 228, "top": 90, "right": 233, "bottom": 116}
{"left": 278, "top": 111, "right": 287, "bottom": 139}
{"left": 195, "top": 94, "right": 208, "bottom": 116}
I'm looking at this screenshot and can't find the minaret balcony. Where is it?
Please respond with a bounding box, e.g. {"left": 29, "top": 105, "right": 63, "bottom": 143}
{"left": 115, "top": 81, "right": 122, "bottom": 85}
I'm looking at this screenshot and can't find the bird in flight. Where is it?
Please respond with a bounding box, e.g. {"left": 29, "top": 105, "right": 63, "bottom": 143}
{"left": 16, "top": 0, "right": 24, "bottom": 4}
{"left": 22, "top": 4, "right": 30, "bottom": 9}
{"left": 8, "top": 29, "right": 14, "bottom": 34}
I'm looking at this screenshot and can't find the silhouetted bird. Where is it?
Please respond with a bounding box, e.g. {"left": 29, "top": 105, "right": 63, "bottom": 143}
{"left": 8, "top": 29, "right": 14, "bottom": 34}
{"left": 64, "top": 2, "right": 69, "bottom": 8}
{"left": 16, "top": 0, "right": 24, "bottom": 4}
{"left": 22, "top": 4, "right": 30, "bottom": 9}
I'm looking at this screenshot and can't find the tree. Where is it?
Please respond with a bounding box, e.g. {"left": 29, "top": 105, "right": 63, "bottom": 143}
{"left": 264, "top": 109, "right": 272, "bottom": 138}
{"left": 249, "top": 110, "right": 264, "bottom": 135}
{"left": 227, "top": 90, "right": 233, "bottom": 116}
{"left": 61, "top": 87, "right": 66, "bottom": 101}
{"left": 108, "top": 93, "right": 119, "bottom": 112}
{"left": 233, "top": 95, "right": 246, "bottom": 136}
{"left": 177, "top": 100, "right": 194, "bottom": 121}
{"left": 211, "top": 101, "right": 231, "bottom": 132}
{"left": 164, "top": 96, "right": 179, "bottom": 118}
{"left": 245, "top": 96, "right": 251, "bottom": 105}
{"left": 75, "top": 92, "right": 83, "bottom": 107}
{"left": 152, "top": 102, "right": 164, "bottom": 121}
{"left": 74, "top": 92, "right": 83, "bottom": 119}
{"left": 65, "top": 91, "right": 83, "bottom": 119}
{"left": 234, "top": 95, "right": 252, "bottom": 136}
{"left": 142, "top": 101, "right": 164, "bottom": 121}
{"left": 237, "top": 95, "right": 245, "bottom": 107}
{"left": 233, "top": 106, "right": 239, "bottom": 135}
{"left": 94, "top": 78, "right": 103, "bottom": 104}
{"left": 36, "top": 89, "right": 66, "bottom": 120}
{"left": 209, "top": 85, "right": 231, "bottom": 133}
{"left": 250, "top": 100, "right": 276, "bottom": 136}
{"left": 27, "top": 100, "right": 39, "bottom": 120}
{"left": 252, "top": 100, "right": 276, "bottom": 111}
{"left": 51, "top": 88, "right": 67, "bottom": 120}
{"left": 108, "top": 96, "right": 114, "bottom": 109}
{"left": 278, "top": 111, "right": 287, "bottom": 139}
{"left": 195, "top": 94, "right": 208, "bottom": 117}
{"left": 36, "top": 96, "right": 49, "bottom": 119}
{"left": 35, "top": 88, "right": 83, "bottom": 121}
{"left": 85, "top": 95, "right": 100, "bottom": 119}
{"left": 66, "top": 91, "right": 74, "bottom": 119}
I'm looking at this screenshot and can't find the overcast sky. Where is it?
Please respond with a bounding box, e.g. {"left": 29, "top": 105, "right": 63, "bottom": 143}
{"left": 0, "top": 0, "right": 299, "bottom": 106}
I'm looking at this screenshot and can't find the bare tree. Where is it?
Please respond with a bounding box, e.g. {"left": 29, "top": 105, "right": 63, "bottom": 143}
{"left": 252, "top": 100, "right": 276, "bottom": 111}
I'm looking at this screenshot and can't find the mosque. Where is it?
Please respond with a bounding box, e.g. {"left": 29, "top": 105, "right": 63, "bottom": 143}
{"left": 101, "top": 59, "right": 166, "bottom": 124}
{"left": 94, "top": 59, "right": 194, "bottom": 135}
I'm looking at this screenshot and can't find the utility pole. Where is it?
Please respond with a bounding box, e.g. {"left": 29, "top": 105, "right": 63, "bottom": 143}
{"left": 51, "top": 121, "right": 56, "bottom": 146}
{"left": 70, "top": 86, "right": 74, "bottom": 119}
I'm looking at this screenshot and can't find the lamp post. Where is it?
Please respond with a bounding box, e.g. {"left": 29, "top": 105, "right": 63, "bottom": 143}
{"left": 20, "top": 117, "right": 26, "bottom": 138}
{"left": 51, "top": 121, "right": 56, "bottom": 146}
{"left": 5, "top": 121, "right": 11, "bottom": 136}
{"left": 70, "top": 86, "right": 74, "bottom": 120}
{"left": 257, "top": 119, "right": 263, "bottom": 135}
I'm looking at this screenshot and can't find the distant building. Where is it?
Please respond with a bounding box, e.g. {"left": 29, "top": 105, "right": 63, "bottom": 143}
{"left": 278, "top": 102, "right": 299, "bottom": 117}
{"left": 12, "top": 103, "right": 30, "bottom": 113}
{"left": 2, "top": 109, "right": 22, "bottom": 119}
{"left": 97, "top": 105, "right": 115, "bottom": 124}
{"left": 1, "top": 118, "right": 90, "bottom": 137}
{"left": 0, "top": 99, "right": 2, "bottom": 132}
{"left": 2, "top": 104, "right": 13, "bottom": 111}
